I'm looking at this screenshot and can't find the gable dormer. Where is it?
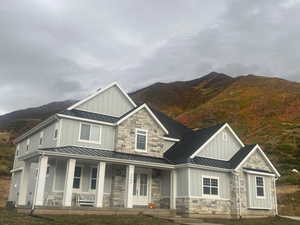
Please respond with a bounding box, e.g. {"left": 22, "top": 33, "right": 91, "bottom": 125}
{"left": 68, "top": 82, "right": 136, "bottom": 117}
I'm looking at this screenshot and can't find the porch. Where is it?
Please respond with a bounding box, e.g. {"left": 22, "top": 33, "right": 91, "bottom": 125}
{"left": 16, "top": 152, "right": 177, "bottom": 210}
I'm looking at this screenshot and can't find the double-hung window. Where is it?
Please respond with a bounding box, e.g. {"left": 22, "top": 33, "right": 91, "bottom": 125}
{"left": 202, "top": 176, "right": 219, "bottom": 197}
{"left": 73, "top": 166, "right": 82, "bottom": 189}
{"left": 79, "top": 123, "right": 101, "bottom": 144}
{"left": 135, "top": 129, "right": 147, "bottom": 151}
{"left": 255, "top": 176, "right": 265, "bottom": 198}
{"left": 90, "top": 167, "right": 97, "bottom": 190}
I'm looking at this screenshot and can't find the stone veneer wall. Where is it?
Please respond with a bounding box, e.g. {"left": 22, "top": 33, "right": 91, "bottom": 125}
{"left": 176, "top": 197, "right": 232, "bottom": 218}
{"left": 114, "top": 108, "right": 171, "bottom": 158}
{"left": 110, "top": 165, "right": 126, "bottom": 207}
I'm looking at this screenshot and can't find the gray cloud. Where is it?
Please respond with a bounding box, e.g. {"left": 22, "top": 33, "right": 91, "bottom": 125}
{"left": 0, "top": 0, "right": 300, "bottom": 114}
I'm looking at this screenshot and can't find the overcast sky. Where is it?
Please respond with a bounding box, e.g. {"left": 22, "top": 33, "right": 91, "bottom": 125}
{"left": 1, "top": 0, "right": 300, "bottom": 115}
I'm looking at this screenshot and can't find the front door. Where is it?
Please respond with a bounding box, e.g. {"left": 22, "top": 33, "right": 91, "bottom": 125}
{"left": 133, "top": 169, "right": 150, "bottom": 206}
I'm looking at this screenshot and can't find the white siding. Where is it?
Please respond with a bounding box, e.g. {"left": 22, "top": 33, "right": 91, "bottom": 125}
{"left": 8, "top": 171, "right": 21, "bottom": 202}
{"left": 176, "top": 168, "right": 189, "bottom": 197}
{"left": 189, "top": 168, "right": 231, "bottom": 199}
{"left": 60, "top": 118, "right": 115, "bottom": 150}
{"left": 76, "top": 85, "right": 134, "bottom": 117}
{"left": 197, "top": 127, "right": 242, "bottom": 161}
{"left": 247, "top": 174, "right": 273, "bottom": 209}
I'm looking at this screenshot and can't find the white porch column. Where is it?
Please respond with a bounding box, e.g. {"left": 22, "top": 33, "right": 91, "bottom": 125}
{"left": 17, "top": 161, "right": 31, "bottom": 206}
{"left": 34, "top": 155, "right": 48, "bottom": 206}
{"left": 125, "top": 165, "right": 135, "bottom": 208}
{"left": 95, "top": 161, "right": 106, "bottom": 208}
{"left": 170, "top": 170, "right": 177, "bottom": 209}
{"left": 63, "top": 158, "right": 76, "bottom": 207}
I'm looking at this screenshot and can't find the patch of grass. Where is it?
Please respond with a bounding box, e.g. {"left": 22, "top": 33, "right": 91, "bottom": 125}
{"left": 278, "top": 190, "right": 300, "bottom": 216}
{"left": 203, "top": 216, "right": 300, "bottom": 225}
{"left": 0, "top": 208, "right": 178, "bottom": 225}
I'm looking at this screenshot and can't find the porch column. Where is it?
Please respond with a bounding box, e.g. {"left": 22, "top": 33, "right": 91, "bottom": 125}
{"left": 63, "top": 158, "right": 76, "bottom": 207}
{"left": 125, "top": 164, "right": 135, "bottom": 208}
{"left": 170, "top": 170, "right": 177, "bottom": 209}
{"left": 95, "top": 161, "right": 106, "bottom": 208}
{"left": 34, "top": 155, "right": 48, "bottom": 206}
{"left": 17, "top": 161, "right": 31, "bottom": 205}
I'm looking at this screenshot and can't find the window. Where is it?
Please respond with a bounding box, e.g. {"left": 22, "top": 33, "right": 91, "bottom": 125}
{"left": 39, "top": 131, "right": 44, "bottom": 146}
{"left": 79, "top": 123, "right": 101, "bottom": 143}
{"left": 203, "top": 176, "right": 219, "bottom": 196}
{"left": 256, "top": 176, "right": 265, "bottom": 198}
{"left": 73, "top": 166, "right": 82, "bottom": 189}
{"left": 90, "top": 167, "right": 97, "bottom": 190}
{"left": 46, "top": 166, "right": 50, "bottom": 177}
{"left": 135, "top": 129, "right": 147, "bottom": 151}
{"left": 26, "top": 139, "right": 30, "bottom": 151}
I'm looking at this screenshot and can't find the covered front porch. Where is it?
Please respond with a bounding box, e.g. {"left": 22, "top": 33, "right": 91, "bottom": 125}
{"left": 16, "top": 150, "right": 177, "bottom": 210}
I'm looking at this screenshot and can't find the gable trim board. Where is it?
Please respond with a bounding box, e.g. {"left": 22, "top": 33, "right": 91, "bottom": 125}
{"left": 117, "top": 104, "right": 169, "bottom": 135}
{"left": 234, "top": 144, "right": 280, "bottom": 177}
{"left": 190, "top": 123, "right": 245, "bottom": 159}
{"left": 56, "top": 113, "right": 115, "bottom": 127}
{"left": 67, "top": 82, "right": 137, "bottom": 111}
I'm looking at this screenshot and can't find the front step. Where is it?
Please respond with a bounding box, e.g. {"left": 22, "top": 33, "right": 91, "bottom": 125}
{"left": 159, "top": 216, "right": 204, "bottom": 224}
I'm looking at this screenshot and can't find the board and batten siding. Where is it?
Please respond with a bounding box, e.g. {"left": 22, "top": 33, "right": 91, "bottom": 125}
{"left": 247, "top": 174, "right": 273, "bottom": 209}
{"left": 176, "top": 168, "right": 189, "bottom": 197}
{"left": 161, "top": 170, "right": 171, "bottom": 197}
{"left": 196, "top": 127, "right": 242, "bottom": 161}
{"left": 76, "top": 85, "right": 134, "bottom": 117}
{"left": 59, "top": 118, "right": 115, "bottom": 150}
{"left": 189, "top": 168, "right": 231, "bottom": 199}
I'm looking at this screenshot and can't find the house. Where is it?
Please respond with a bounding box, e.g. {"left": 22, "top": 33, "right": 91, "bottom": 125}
{"left": 8, "top": 82, "right": 280, "bottom": 218}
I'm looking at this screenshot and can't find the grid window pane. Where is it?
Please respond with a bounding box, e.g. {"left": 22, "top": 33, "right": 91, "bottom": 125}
{"left": 91, "top": 168, "right": 97, "bottom": 179}
{"left": 91, "top": 179, "right": 96, "bottom": 190}
{"left": 80, "top": 124, "right": 91, "bottom": 140}
{"left": 211, "top": 187, "right": 218, "bottom": 195}
{"left": 91, "top": 126, "right": 100, "bottom": 142}
{"left": 256, "top": 177, "right": 264, "bottom": 186}
{"left": 203, "top": 178, "right": 211, "bottom": 186}
{"left": 203, "top": 186, "right": 210, "bottom": 195}
{"left": 211, "top": 179, "right": 218, "bottom": 187}
{"left": 74, "top": 167, "right": 82, "bottom": 177}
{"left": 73, "top": 178, "right": 80, "bottom": 189}
{"left": 136, "top": 133, "right": 146, "bottom": 150}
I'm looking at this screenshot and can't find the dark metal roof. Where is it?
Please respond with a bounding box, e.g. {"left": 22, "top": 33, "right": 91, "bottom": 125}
{"left": 189, "top": 156, "right": 232, "bottom": 169}
{"left": 163, "top": 123, "right": 225, "bottom": 163}
{"left": 243, "top": 167, "right": 275, "bottom": 174}
{"left": 60, "top": 109, "right": 119, "bottom": 123}
{"left": 39, "top": 146, "right": 173, "bottom": 165}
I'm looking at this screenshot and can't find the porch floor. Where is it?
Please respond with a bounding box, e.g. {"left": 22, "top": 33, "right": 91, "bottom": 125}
{"left": 17, "top": 206, "right": 176, "bottom": 216}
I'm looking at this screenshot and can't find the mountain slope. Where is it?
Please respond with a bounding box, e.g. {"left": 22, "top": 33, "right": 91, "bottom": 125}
{"left": 0, "top": 72, "right": 300, "bottom": 181}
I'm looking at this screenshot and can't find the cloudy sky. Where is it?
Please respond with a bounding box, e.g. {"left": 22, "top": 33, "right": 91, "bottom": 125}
{"left": 1, "top": 0, "right": 300, "bottom": 115}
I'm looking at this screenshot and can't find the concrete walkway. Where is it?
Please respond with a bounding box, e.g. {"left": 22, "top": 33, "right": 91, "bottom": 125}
{"left": 280, "top": 216, "right": 300, "bottom": 221}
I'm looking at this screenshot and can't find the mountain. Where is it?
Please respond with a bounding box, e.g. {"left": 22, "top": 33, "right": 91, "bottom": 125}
{"left": 1, "top": 72, "right": 300, "bottom": 182}
{"left": 0, "top": 100, "right": 76, "bottom": 138}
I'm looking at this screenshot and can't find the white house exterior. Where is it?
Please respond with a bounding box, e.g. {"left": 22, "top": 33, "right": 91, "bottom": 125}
{"left": 8, "top": 82, "right": 280, "bottom": 218}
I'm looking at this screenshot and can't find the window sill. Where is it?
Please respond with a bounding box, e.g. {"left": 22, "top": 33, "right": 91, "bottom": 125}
{"left": 135, "top": 149, "right": 147, "bottom": 153}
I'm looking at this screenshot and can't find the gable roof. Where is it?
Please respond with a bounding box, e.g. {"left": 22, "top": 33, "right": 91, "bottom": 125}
{"left": 164, "top": 123, "right": 225, "bottom": 163}
{"left": 67, "top": 82, "right": 137, "bottom": 111}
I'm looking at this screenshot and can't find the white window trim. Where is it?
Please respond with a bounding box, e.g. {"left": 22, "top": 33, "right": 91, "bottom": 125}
{"left": 135, "top": 128, "right": 148, "bottom": 152}
{"left": 202, "top": 175, "right": 220, "bottom": 199}
{"left": 78, "top": 122, "right": 102, "bottom": 144}
{"left": 89, "top": 166, "right": 98, "bottom": 192}
{"left": 16, "top": 144, "right": 20, "bottom": 156}
{"left": 73, "top": 165, "right": 83, "bottom": 192}
{"left": 39, "top": 131, "right": 44, "bottom": 146}
{"left": 255, "top": 176, "right": 265, "bottom": 199}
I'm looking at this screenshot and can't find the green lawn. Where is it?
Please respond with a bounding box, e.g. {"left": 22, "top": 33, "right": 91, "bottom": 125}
{"left": 1, "top": 208, "right": 299, "bottom": 225}
{"left": 0, "top": 208, "right": 177, "bottom": 225}
{"left": 203, "top": 217, "right": 300, "bottom": 225}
